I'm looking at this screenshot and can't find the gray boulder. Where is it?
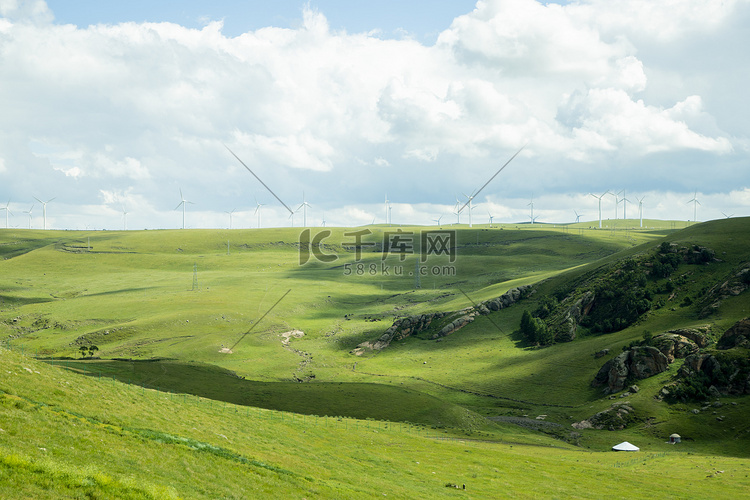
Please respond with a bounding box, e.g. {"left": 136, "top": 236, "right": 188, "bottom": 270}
{"left": 593, "top": 346, "right": 670, "bottom": 394}
{"left": 717, "top": 318, "right": 750, "bottom": 349}
{"left": 653, "top": 333, "right": 699, "bottom": 363}
{"left": 667, "top": 327, "right": 710, "bottom": 348}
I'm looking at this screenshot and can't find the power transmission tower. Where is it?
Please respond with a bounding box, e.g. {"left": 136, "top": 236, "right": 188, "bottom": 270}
{"left": 414, "top": 257, "right": 421, "bottom": 289}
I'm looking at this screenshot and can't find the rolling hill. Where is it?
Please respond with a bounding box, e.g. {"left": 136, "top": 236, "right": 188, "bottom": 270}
{"left": 1, "top": 219, "right": 749, "bottom": 497}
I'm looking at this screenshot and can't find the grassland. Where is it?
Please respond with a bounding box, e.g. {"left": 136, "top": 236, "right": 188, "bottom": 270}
{"left": 1, "top": 218, "right": 749, "bottom": 497}
{"left": 2, "top": 347, "right": 749, "bottom": 499}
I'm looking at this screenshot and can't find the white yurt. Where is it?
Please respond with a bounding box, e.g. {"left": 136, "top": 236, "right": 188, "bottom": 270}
{"left": 612, "top": 441, "right": 640, "bottom": 452}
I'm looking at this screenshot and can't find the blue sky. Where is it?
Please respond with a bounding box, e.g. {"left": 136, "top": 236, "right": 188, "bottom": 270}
{"left": 46, "top": 0, "right": 480, "bottom": 41}
{"left": 0, "top": 0, "right": 748, "bottom": 230}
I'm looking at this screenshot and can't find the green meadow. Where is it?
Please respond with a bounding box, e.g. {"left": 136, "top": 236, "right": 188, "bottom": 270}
{"left": 1, "top": 218, "right": 749, "bottom": 497}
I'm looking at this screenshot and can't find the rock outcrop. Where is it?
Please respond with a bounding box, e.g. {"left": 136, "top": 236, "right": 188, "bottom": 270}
{"left": 478, "top": 285, "right": 533, "bottom": 313}
{"left": 352, "top": 312, "right": 447, "bottom": 354}
{"left": 572, "top": 402, "right": 637, "bottom": 431}
{"left": 545, "top": 290, "right": 597, "bottom": 342}
{"left": 671, "top": 352, "right": 750, "bottom": 398}
{"left": 717, "top": 318, "right": 750, "bottom": 350}
{"left": 699, "top": 266, "right": 750, "bottom": 317}
{"left": 436, "top": 313, "right": 475, "bottom": 337}
{"left": 666, "top": 327, "right": 710, "bottom": 348}
{"left": 351, "top": 285, "right": 532, "bottom": 355}
{"left": 652, "top": 333, "right": 700, "bottom": 363}
{"left": 678, "top": 353, "right": 722, "bottom": 379}
{"left": 592, "top": 347, "right": 669, "bottom": 394}
{"left": 662, "top": 319, "right": 750, "bottom": 401}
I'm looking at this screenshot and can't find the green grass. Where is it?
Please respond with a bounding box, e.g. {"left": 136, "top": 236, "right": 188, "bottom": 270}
{"left": 49, "top": 357, "right": 494, "bottom": 431}
{"left": 1, "top": 219, "right": 750, "bottom": 495}
{"left": 2, "top": 347, "right": 750, "bottom": 499}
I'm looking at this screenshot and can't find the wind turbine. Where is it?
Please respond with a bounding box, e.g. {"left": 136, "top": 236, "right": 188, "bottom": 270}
{"left": 488, "top": 212, "right": 495, "bottom": 227}
{"left": 121, "top": 205, "right": 129, "bottom": 231}
{"left": 589, "top": 191, "right": 610, "bottom": 229}
{"left": 388, "top": 202, "right": 392, "bottom": 225}
{"left": 289, "top": 205, "right": 301, "bottom": 227}
{"left": 462, "top": 192, "right": 476, "bottom": 227}
{"left": 458, "top": 145, "right": 526, "bottom": 226}
{"left": 1, "top": 201, "right": 11, "bottom": 229}
{"left": 297, "top": 192, "right": 311, "bottom": 227}
{"left": 225, "top": 145, "right": 295, "bottom": 223}
{"left": 721, "top": 212, "right": 734, "bottom": 219}
{"left": 528, "top": 195, "right": 535, "bottom": 225}
{"left": 432, "top": 215, "right": 443, "bottom": 226}
{"left": 635, "top": 196, "right": 645, "bottom": 228}
{"left": 618, "top": 190, "right": 630, "bottom": 220}
{"left": 33, "top": 197, "right": 55, "bottom": 230}
{"left": 174, "top": 189, "right": 194, "bottom": 229}
{"left": 687, "top": 190, "right": 700, "bottom": 223}
{"left": 225, "top": 208, "right": 236, "bottom": 229}
{"left": 610, "top": 191, "right": 620, "bottom": 220}
{"left": 453, "top": 197, "right": 461, "bottom": 225}
{"left": 254, "top": 197, "right": 265, "bottom": 228}
{"left": 384, "top": 194, "right": 389, "bottom": 225}
{"left": 574, "top": 210, "right": 583, "bottom": 223}
{"left": 23, "top": 205, "right": 33, "bottom": 229}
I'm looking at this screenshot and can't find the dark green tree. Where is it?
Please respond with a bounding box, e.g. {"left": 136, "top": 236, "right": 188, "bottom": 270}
{"left": 520, "top": 310, "right": 535, "bottom": 343}
{"left": 642, "top": 330, "right": 653, "bottom": 346}
{"left": 534, "top": 318, "right": 554, "bottom": 345}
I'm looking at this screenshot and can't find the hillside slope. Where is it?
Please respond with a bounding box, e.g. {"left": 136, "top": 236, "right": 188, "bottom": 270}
{"left": 2, "top": 347, "right": 749, "bottom": 499}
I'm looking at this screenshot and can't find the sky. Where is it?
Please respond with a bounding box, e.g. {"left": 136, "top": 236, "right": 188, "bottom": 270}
{"left": 0, "top": 0, "right": 748, "bottom": 230}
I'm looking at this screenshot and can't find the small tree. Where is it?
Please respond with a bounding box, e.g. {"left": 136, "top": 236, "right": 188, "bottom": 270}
{"left": 520, "top": 310, "right": 535, "bottom": 343}
{"left": 79, "top": 345, "right": 88, "bottom": 358}
{"left": 535, "top": 318, "right": 554, "bottom": 345}
{"left": 642, "top": 330, "right": 653, "bottom": 346}
{"left": 88, "top": 345, "right": 99, "bottom": 358}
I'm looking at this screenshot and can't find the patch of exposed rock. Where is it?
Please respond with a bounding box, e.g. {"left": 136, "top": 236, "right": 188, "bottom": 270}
{"left": 572, "top": 402, "right": 637, "bottom": 431}
{"left": 436, "top": 312, "right": 475, "bottom": 337}
{"left": 699, "top": 266, "right": 750, "bottom": 317}
{"left": 592, "top": 347, "right": 669, "bottom": 394}
{"left": 717, "top": 317, "right": 750, "bottom": 349}
{"left": 678, "top": 353, "right": 723, "bottom": 379}
{"left": 660, "top": 319, "right": 750, "bottom": 401}
{"left": 653, "top": 333, "right": 700, "bottom": 363}
{"left": 555, "top": 291, "right": 596, "bottom": 342}
{"left": 591, "top": 327, "right": 709, "bottom": 394}
{"left": 666, "top": 326, "right": 710, "bottom": 348}
{"left": 351, "top": 312, "right": 447, "bottom": 355}
{"left": 478, "top": 285, "right": 533, "bottom": 313}
{"left": 675, "top": 353, "right": 750, "bottom": 397}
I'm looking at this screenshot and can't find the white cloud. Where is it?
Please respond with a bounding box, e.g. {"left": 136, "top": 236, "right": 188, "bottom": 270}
{"left": 557, "top": 89, "right": 733, "bottom": 156}
{"left": 0, "top": 0, "right": 52, "bottom": 24}
{"left": 441, "top": 0, "right": 626, "bottom": 78}
{"left": 582, "top": 0, "right": 742, "bottom": 43}
{"left": 0, "top": 1, "right": 746, "bottom": 229}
